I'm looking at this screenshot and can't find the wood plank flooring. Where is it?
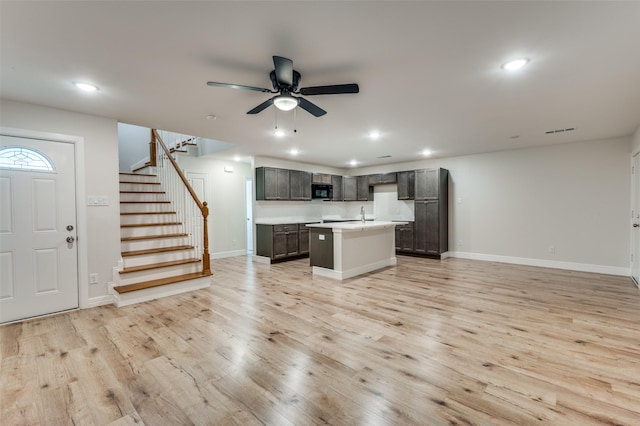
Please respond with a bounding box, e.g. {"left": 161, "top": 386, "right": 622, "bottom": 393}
{"left": 1, "top": 256, "right": 639, "bottom": 425}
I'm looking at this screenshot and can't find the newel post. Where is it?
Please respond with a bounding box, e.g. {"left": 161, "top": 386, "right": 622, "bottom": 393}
{"left": 149, "top": 129, "right": 157, "bottom": 167}
{"left": 201, "top": 202, "right": 211, "bottom": 275}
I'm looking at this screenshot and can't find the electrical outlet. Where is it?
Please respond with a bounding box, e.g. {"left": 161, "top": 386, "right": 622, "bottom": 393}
{"left": 89, "top": 273, "right": 99, "bottom": 284}
{"left": 548, "top": 245, "right": 555, "bottom": 254}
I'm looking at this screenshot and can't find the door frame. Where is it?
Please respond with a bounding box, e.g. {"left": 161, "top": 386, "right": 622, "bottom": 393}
{"left": 0, "top": 126, "right": 89, "bottom": 308}
{"left": 632, "top": 151, "right": 640, "bottom": 287}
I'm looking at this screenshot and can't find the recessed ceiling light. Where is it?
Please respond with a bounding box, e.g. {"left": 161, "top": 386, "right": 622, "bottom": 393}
{"left": 73, "top": 81, "right": 99, "bottom": 92}
{"left": 206, "top": 114, "right": 217, "bottom": 120}
{"left": 274, "top": 129, "right": 285, "bottom": 137}
{"left": 349, "top": 160, "right": 358, "bottom": 167}
{"left": 290, "top": 149, "right": 299, "bottom": 156}
{"left": 422, "top": 149, "right": 432, "bottom": 157}
{"left": 233, "top": 155, "right": 241, "bottom": 162}
{"left": 369, "top": 130, "right": 381, "bottom": 140}
{"left": 501, "top": 58, "right": 529, "bottom": 71}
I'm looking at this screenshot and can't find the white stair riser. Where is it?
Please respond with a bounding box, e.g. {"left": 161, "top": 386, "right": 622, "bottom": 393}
{"left": 121, "top": 224, "right": 183, "bottom": 238}
{"left": 120, "top": 213, "right": 178, "bottom": 225}
{"left": 119, "top": 174, "right": 157, "bottom": 183}
{"left": 121, "top": 236, "right": 190, "bottom": 252}
{"left": 122, "top": 250, "right": 198, "bottom": 268}
{"left": 120, "top": 203, "right": 172, "bottom": 213}
{"left": 119, "top": 192, "right": 167, "bottom": 202}
{"left": 116, "top": 263, "right": 202, "bottom": 285}
{"left": 110, "top": 276, "right": 211, "bottom": 308}
{"left": 119, "top": 182, "right": 162, "bottom": 192}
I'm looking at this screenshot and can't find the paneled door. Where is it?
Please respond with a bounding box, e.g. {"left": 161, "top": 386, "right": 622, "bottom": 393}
{"left": 632, "top": 152, "right": 640, "bottom": 287}
{"left": 0, "top": 135, "right": 78, "bottom": 323}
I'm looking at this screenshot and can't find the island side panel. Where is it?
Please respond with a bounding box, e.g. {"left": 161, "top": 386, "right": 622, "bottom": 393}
{"left": 333, "top": 226, "right": 397, "bottom": 279}
{"left": 309, "top": 227, "right": 334, "bottom": 269}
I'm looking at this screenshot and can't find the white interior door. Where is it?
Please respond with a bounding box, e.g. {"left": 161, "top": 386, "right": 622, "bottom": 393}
{"left": 0, "top": 136, "right": 78, "bottom": 323}
{"left": 632, "top": 152, "right": 640, "bottom": 287}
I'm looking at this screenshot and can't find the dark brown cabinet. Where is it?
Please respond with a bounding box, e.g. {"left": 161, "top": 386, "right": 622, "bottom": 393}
{"left": 368, "top": 172, "right": 397, "bottom": 185}
{"left": 397, "top": 171, "right": 415, "bottom": 200}
{"left": 356, "top": 175, "right": 371, "bottom": 201}
{"left": 256, "top": 223, "right": 313, "bottom": 261}
{"left": 343, "top": 176, "right": 357, "bottom": 201}
{"left": 395, "top": 222, "right": 414, "bottom": 252}
{"left": 396, "top": 168, "right": 448, "bottom": 258}
{"left": 312, "top": 173, "right": 332, "bottom": 184}
{"left": 256, "top": 167, "right": 290, "bottom": 200}
{"left": 290, "top": 170, "right": 311, "bottom": 200}
{"left": 331, "top": 175, "right": 343, "bottom": 201}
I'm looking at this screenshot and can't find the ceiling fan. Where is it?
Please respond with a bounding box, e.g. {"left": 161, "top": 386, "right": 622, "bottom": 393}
{"left": 207, "top": 56, "right": 359, "bottom": 117}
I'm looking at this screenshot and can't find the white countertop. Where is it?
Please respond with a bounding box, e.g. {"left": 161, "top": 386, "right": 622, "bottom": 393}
{"left": 255, "top": 219, "right": 322, "bottom": 225}
{"left": 306, "top": 220, "right": 407, "bottom": 231}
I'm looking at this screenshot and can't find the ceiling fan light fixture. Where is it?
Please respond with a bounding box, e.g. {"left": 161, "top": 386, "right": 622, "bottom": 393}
{"left": 501, "top": 58, "right": 529, "bottom": 71}
{"left": 273, "top": 95, "right": 298, "bottom": 111}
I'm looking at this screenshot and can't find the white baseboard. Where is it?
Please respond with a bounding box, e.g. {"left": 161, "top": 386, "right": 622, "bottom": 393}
{"left": 87, "top": 294, "right": 115, "bottom": 307}
{"left": 211, "top": 249, "right": 247, "bottom": 260}
{"left": 448, "top": 251, "right": 630, "bottom": 277}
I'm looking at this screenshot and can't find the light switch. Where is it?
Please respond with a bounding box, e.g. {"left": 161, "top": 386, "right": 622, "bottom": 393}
{"left": 87, "top": 196, "right": 109, "bottom": 206}
{"left": 319, "top": 234, "right": 325, "bottom": 241}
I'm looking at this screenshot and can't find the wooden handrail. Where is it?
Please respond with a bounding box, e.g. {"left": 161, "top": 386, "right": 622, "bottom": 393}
{"left": 151, "top": 129, "right": 211, "bottom": 275}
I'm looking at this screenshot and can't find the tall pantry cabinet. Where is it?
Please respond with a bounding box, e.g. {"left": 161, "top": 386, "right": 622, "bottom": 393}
{"left": 413, "top": 168, "right": 448, "bottom": 257}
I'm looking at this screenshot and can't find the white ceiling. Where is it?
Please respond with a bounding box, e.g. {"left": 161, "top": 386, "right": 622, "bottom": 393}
{"left": 2, "top": 1, "right": 639, "bottom": 168}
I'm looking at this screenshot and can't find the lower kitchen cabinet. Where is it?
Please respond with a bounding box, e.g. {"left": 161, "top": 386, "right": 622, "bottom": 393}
{"left": 256, "top": 223, "right": 312, "bottom": 261}
{"left": 395, "top": 222, "right": 414, "bottom": 252}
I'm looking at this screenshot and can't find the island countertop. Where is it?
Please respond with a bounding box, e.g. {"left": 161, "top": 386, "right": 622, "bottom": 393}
{"left": 306, "top": 220, "right": 407, "bottom": 232}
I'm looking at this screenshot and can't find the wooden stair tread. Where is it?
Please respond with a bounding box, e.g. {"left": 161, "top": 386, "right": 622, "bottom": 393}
{"left": 121, "top": 233, "right": 188, "bottom": 242}
{"left": 122, "top": 245, "right": 194, "bottom": 257}
{"left": 119, "top": 180, "right": 161, "bottom": 185}
{"left": 120, "top": 211, "right": 176, "bottom": 215}
{"left": 119, "top": 258, "right": 201, "bottom": 274}
{"left": 113, "top": 271, "right": 212, "bottom": 294}
{"left": 121, "top": 222, "right": 182, "bottom": 228}
{"left": 120, "top": 201, "right": 170, "bottom": 204}
{"left": 120, "top": 191, "right": 166, "bottom": 194}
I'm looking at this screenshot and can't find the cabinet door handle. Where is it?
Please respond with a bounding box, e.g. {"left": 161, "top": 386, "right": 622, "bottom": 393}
{"left": 634, "top": 224, "right": 639, "bottom": 228}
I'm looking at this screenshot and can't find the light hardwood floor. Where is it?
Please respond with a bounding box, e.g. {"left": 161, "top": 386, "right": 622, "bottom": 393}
{"left": 1, "top": 256, "right": 639, "bottom": 425}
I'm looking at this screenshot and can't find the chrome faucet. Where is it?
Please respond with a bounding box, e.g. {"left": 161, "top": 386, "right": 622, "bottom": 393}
{"left": 360, "top": 205, "right": 366, "bottom": 223}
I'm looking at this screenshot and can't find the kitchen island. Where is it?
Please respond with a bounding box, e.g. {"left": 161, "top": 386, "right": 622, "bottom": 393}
{"left": 306, "top": 221, "right": 407, "bottom": 280}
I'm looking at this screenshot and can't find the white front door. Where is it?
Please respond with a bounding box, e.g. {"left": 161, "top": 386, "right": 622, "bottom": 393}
{"left": 0, "top": 136, "right": 79, "bottom": 323}
{"left": 632, "top": 152, "right": 640, "bottom": 287}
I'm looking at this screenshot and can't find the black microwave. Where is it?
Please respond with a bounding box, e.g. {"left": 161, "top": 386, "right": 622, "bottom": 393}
{"left": 312, "top": 184, "right": 333, "bottom": 200}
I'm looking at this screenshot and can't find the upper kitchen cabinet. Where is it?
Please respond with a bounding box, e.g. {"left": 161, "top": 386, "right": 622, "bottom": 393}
{"left": 331, "top": 175, "right": 343, "bottom": 201}
{"left": 312, "top": 173, "right": 332, "bottom": 184}
{"left": 343, "top": 176, "right": 357, "bottom": 201}
{"left": 397, "top": 171, "right": 415, "bottom": 200}
{"left": 415, "top": 168, "right": 448, "bottom": 200}
{"left": 256, "top": 167, "right": 291, "bottom": 200}
{"left": 356, "top": 176, "right": 372, "bottom": 201}
{"left": 290, "top": 170, "right": 312, "bottom": 200}
{"left": 368, "top": 172, "right": 397, "bottom": 185}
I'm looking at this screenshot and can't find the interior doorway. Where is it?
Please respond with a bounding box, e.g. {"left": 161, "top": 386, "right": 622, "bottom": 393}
{"left": 246, "top": 177, "right": 253, "bottom": 254}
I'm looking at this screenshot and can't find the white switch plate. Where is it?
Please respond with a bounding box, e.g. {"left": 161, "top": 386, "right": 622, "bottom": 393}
{"left": 319, "top": 234, "right": 325, "bottom": 241}
{"left": 89, "top": 273, "right": 99, "bottom": 284}
{"left": 87, "top": 195, "right": 109, "bottom": 206}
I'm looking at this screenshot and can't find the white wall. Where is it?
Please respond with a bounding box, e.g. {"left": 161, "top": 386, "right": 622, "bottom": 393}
{"left": 1, "top": 99, "right": 121, "bottom": 303}
{"left": 118, "top": 123, "right": 150, "bottom": 172}
{"left": 176, "top": 155, "right": 252, "bottom": 259}
{"left": 356, "top": 137, "right": 631, "bottom": 273}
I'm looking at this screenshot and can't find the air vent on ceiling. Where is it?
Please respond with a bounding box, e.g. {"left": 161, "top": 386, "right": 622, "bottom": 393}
{"left": 545, "top": 127, "right": 575, "bottom": 134}
{"left": 377, "top": 155, "right": 392, "bottom": 159}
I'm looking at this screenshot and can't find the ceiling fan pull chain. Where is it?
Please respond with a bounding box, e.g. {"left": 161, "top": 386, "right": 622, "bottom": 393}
{"left": 294, "top": 107, "right": 297, "bottom": 133}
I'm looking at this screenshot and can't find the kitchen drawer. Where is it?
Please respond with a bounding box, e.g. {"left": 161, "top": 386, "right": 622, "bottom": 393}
{"left": 273, "top": 224, "right": 298, "bottom": 232}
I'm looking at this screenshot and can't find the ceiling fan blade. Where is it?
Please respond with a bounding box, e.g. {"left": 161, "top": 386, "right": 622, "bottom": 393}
{"left": 273, "top": 56, "right": 294, "bottom": 87}
{"left": 207, "top": 81, "right": 272, "bottom": 93}
{"left": 297, "top": 97, "right": 327, "bottom": 117}
{"left": 247, "top": 97, "right": 275, "bottom": 114}
{"left": 299, "top": 83, "right": 360, "bottom": 96}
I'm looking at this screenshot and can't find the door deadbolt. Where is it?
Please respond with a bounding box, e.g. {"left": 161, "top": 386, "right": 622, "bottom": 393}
{"left": 66, "top": 236, "right": 75, "bottom": 243}
{"left": 67, "top": 225, "right": 74, "bottom": 231}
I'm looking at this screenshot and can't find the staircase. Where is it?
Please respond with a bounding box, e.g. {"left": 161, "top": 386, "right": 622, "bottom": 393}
{"left": 110, "top": 171, "right": 212, "bottom": 307}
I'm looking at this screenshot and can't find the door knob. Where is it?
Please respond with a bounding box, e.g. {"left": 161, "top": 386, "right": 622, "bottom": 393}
{"left": 66, "top": 236, "right": 75, "bottom": 243}
{"left": 66, "top": 225, "right": 74, "bottom": 231}
{"left": 634, "top": 224, "right": 640, "bottom": 228}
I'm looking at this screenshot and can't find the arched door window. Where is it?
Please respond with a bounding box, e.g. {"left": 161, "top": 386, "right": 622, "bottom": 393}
{"left": 0, "top": 146, "right": 55, "bottom": 172}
